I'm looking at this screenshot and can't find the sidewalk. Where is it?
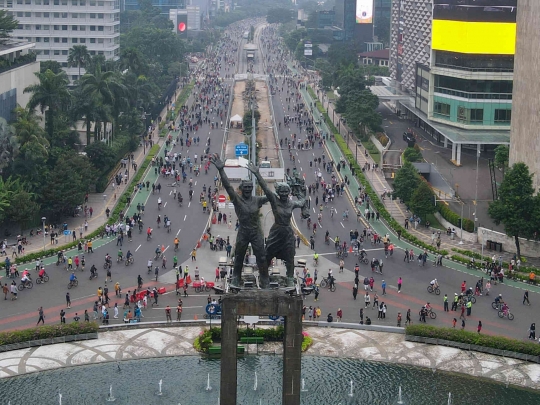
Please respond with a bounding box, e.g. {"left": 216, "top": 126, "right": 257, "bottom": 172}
{"left": 307, "top": 85, "right": 540, "bottom": 266}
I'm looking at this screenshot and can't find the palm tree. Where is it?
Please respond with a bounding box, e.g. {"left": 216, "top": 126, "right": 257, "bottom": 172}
{"left": 24, "top": 69, "right": 71, "bottom": 141}
{"left": 80, "top": 64, "right": 126, "bottom": 143}
{"left": 12, "top": 106, "right": 49, "bottom": 156}
{"left": 119, "top": 47, "right": 145, "bottom": 76}
{"left": 67, "top": 45, "right": 90, "bottom": 81}
{"left": 0, "top": 117, "right": 18, "bottom": 171}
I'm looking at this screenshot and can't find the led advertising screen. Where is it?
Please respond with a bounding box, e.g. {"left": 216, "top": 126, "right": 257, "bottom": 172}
{"left": 432, "top": 0, "right": 516, "bottom": 54}
{"left": 356, "top": 0, "right": 373, "bottom": 24}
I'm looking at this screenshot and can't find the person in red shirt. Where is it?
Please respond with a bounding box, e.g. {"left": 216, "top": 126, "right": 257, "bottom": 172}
{"left": 336, "top": 308, "right": 343, "bottom": 322}
{"left": 461, "top": 281, "right": 466, "bottom": 293}
{"left": 74, "top": 256, "right": 80, "bottom": 269}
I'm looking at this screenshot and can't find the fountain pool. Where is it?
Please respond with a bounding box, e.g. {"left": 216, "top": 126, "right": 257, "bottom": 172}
{"left": 0, "top": 356, "right": 538, "bottom": 404}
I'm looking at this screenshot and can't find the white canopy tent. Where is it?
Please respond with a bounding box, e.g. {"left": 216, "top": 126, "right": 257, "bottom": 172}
{"left": 230, "top": 114, "right": 243, "bottom": 123}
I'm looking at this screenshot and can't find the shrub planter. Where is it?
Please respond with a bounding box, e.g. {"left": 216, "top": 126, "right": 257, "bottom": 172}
{"left": 0, "top": 333, "right": 98, "bottom": 352}
{"left": 404, "top": 335, "right": 540, "bottom": 364}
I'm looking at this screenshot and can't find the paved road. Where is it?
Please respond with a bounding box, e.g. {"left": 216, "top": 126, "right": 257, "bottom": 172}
{"left": 0, "top": 21, "right": 537, "bottom": 342}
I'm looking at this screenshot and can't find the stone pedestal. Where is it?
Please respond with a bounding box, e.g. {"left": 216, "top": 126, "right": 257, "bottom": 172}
{"left": 220, "top": 290, "right": 303, "bottom": 405}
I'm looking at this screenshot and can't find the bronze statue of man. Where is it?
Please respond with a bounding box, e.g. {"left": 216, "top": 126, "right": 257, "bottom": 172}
{"left": 210, "top": 154, "right": 269, "bottom": 287}
{"left": 247, "top": 162, "right": 309, "bottom": 286}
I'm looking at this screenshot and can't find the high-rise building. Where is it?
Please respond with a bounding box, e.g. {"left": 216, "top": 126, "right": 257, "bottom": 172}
{"left": 509, "top": 0, "right": 540, "bottom": 191}
{"left": 123, "top": 0, "right": 185, "bottom": 15}
{"left": 334, "top": 0, "right": 356, "bottom": 41}
{"left": 374, "top": 0, "right": 391, "bottom": 44}
{"left": 2, "top": 0, "right": 120, "bottom": 82}
{"left": 391, "top": 0, "right": 516, "bottom": 165}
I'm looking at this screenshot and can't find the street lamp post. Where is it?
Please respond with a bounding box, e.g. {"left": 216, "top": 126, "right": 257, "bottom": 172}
{"left": 41, "top": 217, "right": 46, "bottom": 252}
{"left": 473, "top": 148, "right": 480, "bottom": 232}
{"left": 459, "top": 201, "right": 464, "bottom": 245}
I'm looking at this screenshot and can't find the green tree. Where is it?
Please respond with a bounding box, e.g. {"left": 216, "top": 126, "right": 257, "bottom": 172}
{"left": 24, "top": 69, "right": 71, "bottom": 142}
{"left": 40, "top": 60, "right": 63, "bottom": 74}
{"left": 0, "top": 177, "right": 14, "bottom": 223}
{"left": 42, "top": 153, "right": 96, "bottom": 220}
{"left": 119, "top": 47, "right": 146, "bottom": 76}
{"left": 402, "top": 147, "right": 423, "bottom": 163}
{"left": 305, "top": 11, "right": 318, "bottom": 29}
{"left": 266, "top": 8, "right": 294, "bottom": 24}
{"left": 67, "top": 45, "right": 90, "bottom": 80}
{"left": 85, "top": 141, "right": 116, "bottom": 173}
{"left": 12, "top": 106, "right": 49, "bottom": 156}
{"left": 0, "top": 117, "right": 19, "bottom": 171}
{"left": 392, "top": 161, "right": 420, "bottom": 205}
{"left": 327, "top": 42, "right": 359, "bottom": 67}
{"left": 0, "top": 10, "right": 18, "bottom": 44}
{"left": 494, "top": 144, "right": 509, "bottom": 178}
{"left": 3, "top": 177, "right": 40, "bottom": 233}
{"left": 410, "top": 181, "right": 436, "bottom": 221}
{"left": 488, "top": 162, "right": 539, "bottom": 259}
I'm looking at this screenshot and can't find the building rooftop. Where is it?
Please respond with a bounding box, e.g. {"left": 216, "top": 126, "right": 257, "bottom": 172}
{"left": 0, "top": 40, "right": 35, "bottom": 57}
{"left": 359, "top": 49, "right": 390, "bottom": 59}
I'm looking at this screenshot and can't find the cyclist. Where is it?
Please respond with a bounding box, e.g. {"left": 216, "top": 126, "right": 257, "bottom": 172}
{"left": 147, "top": 227, "right": 152, "bottom": 238}
{"left": 178, "top": 193, "right": 183, "bottom": 205}
{"left": 126, "top": 250, "right": 133, "bottom": 261}
{"left": 80, "top": 255, "right": 85, "bottom": 269}
{"left": 90, "top": 264, "right": 97, "bottom": 278}
{"left": 138, "top": 220, "right": 144, "bottom": 232}
{"left": 173, "top": 255, "right": 178, "bottom": 268}
{"left": 155, "top": 245, "right": 161, "bottom": 259}
{"left": 307, "top": 217, "right": 312, "bottom": 229}
{"left": 430, "top": 278, "right": 439, "bottom": 289}
{"left": 165, "top": 218, "right": 171, "bottom": 231}
{"left": 379, "top": 259, "right": 384, "bottom": 274}
{"left": 324, "top": 231, "right": 330, "bottom": 244}
{"left": 174, "top": 237, "right": 179, "bottom": 251}
{"left": 312, "top": 222, "right": 317, "bottom": 235}
{"left": 359, "top": 249, "right": 367, "bottom": 260}
{"left": 334, "top": 236, "right": 340, "bottom": 249}
{"left": 313, "top": 252, "right": 319, "bottom": 265}
{"left": 156, "top": 215, "right": 161, "bottom": 228}
{"left": 117, "top": 249, "right": 123, "bottom": 261}
{"left": 157, "top": 197, "right": 162, "bottom": 210}
{"left": 425, "top": 302, "right": 432, "bottom": 312}
{"left": 38, "top": 267, "right": 46, "bottom": 281}
{"left": 189, "top": 177, "right": 193, "bottom": 188}
{"left": 104, "top": 254, "right": 112, "bottom": 267}
{"left": 371, "top": 258, "right": 379, "bottom": 272}
{"left": 342, "top": 210, "right": 349, "bottom": 220}
{"left": 69, "top": 271, "right": 77, "bottom": 285}
{"left": 147, "top": 259, "right": 153, "bottom": 273}
{"left": 501, "top": 302, "right": 510, "bottom": 316}
{"left": 330, "top": 207, "right": 335, "bottom": 217}
{"left": 494, "top": 293, "right": 503, "bottom": 307}
{"left": 21, "top": 272, "right": 31, "bottom": 287}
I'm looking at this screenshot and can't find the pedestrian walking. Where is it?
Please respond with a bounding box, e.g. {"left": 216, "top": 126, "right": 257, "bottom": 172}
{"left": 477, "top": 321, "right": 482, "bottom": 334}
{"left": 66, "top": 292, "right": 71, "bottom": 308}
{"left": 460, "top": 304, "right": 466, "bottom": 320}
{"left": 372, "top": 292, "right": 379, "bottom": 310}
{"left": 529, "top": 323, "right": 536, "bottom": 340}
{"left": 397, "top": 277, "right": 402, "bottom": 293}
{"left": 452, "top": 318, "right": 457, "bottom": 328}
{"left": 359, "top": 308, "right": 364, "bottom": 324}
{"left": 352, "top": 283, "right": 358, "bottom": 300}
{"left": 405, "top": 309, "right": 411, "bottom": 325}
{"left": 60, "top": 309, "right": 66, "bottom": 324}
{"left": 381, "top": 279, "right": 386, "bottom": 295}
{"left": 36, "top": 306, "right": 45, "bottom": 325}
{"left": 397, "top": 312, "right": 402, "bottom": 327}
{"left": 523, "top": 290, "right": 530, "bottom": 306}
{"left": 364, "top": 292, "right": 370, "bottom": 308}
{"left": 114, "top": 303, "right": 119, "bottom": 319}
{"left": 461, "top": 319, "right": 465, "bottom": 330}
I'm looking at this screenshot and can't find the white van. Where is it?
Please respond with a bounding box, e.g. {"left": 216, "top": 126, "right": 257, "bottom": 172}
{"left": 260, "top": 161, "right": 271, "bottom": 168}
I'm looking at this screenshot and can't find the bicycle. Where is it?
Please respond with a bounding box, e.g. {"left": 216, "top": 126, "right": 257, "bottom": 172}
{"left": 498, "top": 310, "right": 514, "bottom": 320}
{"left": 67, "top": 279, "right": 79, "bottom": 289}
{"left": 36, "top": 273, "right": 50, "bottom": 284}
{"left": 18, "top": 280, "right": 33, "bottom": 291}
{"left": 419, "top": 308, "right": 437, "bottom": 319}
{"left": 125, "top": 256, "right": 134, "bottom": 266}
{"left": 103, "top": 261, "right": 112, "bottom": 270}
{"left": 427, "top": 285, "right": 440, "bottom": 295}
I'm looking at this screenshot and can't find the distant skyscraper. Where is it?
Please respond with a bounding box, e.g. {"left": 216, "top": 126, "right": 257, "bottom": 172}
{"left": 509, "top": 0, "right": 540, "bottom": 190}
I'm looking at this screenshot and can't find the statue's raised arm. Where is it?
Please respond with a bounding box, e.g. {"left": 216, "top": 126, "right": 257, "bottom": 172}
{"left": 210, "top": 154, "right": 237, "bottom": 202}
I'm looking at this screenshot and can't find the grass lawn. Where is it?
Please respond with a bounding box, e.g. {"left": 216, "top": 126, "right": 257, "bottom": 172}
{"left": 425, "top": 213, "right": 446, "bottom": 231}
{"left": 326, "top": 90, "right": 336, "bottom": 101}
{"left": 362, "top": 141, "right": 381, "bottom": 164}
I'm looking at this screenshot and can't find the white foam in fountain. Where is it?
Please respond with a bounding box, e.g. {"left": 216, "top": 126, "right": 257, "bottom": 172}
{"left": 157, "top": 379, "right": 163, "bottom": 396}
{"left": 397, "top": 386, "right": 404, "bottom": 404}
{"left": 348, "top": 380, "right": 353, "bottom": 397}
{"left": 58, "top": 393, "right": 62, "bottom": 405}
{"left": 447, "top": 392, "right": 452, "bottom": 405}
{"left": 206, "top": 373, "right": 212, "bottom": 391}
{"left": 301, "top": 378, "right": 308, "bottom": 392}
{"left": 107, "top": 384, "right": 116, "bottom": 402}
{"left": 253, "top": 371, "right": 258, "bottom": 391}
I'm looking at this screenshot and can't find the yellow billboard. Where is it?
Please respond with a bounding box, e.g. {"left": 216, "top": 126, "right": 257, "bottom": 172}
{"left": 432, "top": 20, "right": 516, "bottom": 55}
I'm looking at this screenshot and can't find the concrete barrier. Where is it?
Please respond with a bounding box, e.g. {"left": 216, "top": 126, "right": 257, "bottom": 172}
{"left": 478, "top": 227, "right": 540, "bottom": 258}
{"left": 309, "top": 321, "right": 405, "bottom": 334}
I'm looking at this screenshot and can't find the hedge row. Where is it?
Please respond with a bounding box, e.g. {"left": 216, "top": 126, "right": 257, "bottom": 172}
{"left": 451, "top": 248, "right": 539, "bottom": 276}
{"left": 193, "top": 326, "right": 312, "bottom": 353}
{"left": 406, "top": 324, "right": 540, "bottom": 357}
{"left": 0, "top": 144, "right": 162, "bottom": 269}
{"left": 437, "top": 202, "right": 475, "bottom": 233}
{"left": 0, "top": 322, "right": 99, "bottom": 346}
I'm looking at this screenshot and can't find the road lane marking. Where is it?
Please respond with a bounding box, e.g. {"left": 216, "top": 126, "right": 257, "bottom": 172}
{"left": 340, "top": 222, "right": 345, "bottom": 228}
{"left": 136, "top": 244, "right": 142, "bottom": 252}
{"left": 164, "top": 202, "right": 167, "bottom": 208}
{"left": 176, "top": 228, "right": 181, "bottom": 236}
{"left": 184, "top": 215, "right": 187, "bottom": 221}
{"left": 188, "top": 202, "right": 191, "bottom": 208}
